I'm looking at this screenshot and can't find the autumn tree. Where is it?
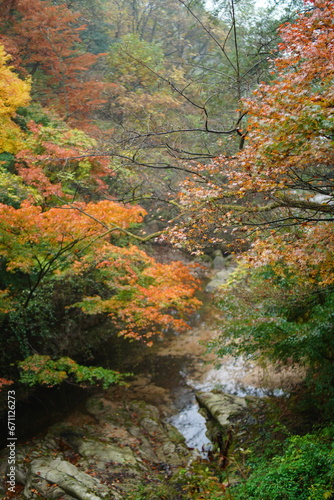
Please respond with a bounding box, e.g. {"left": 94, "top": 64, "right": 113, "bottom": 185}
{"left": 0, "top": 189, "right": 201, "bottom": 389}
{"left": 0, "top": 45, "right": 30, "bottom": 153}
{"left": 0, "top": 43, "right": 201, "bottom": 392}
{"left": 0, "top": 44, "right": 37, "bottom": 211}
{"left": 93, "top": 0, "right": 303, "bottom": 225}
{"left": 14, "top": 116, "right": 112, "bottom": 204}
{"left": 181, "top": 0, "right": 334, "bottom": 407}
{"left": 0, "top": 0, "right": 105, "bottom": 126}
{"left": 51, "top": 0, "right": 112, "bottom": 54}
{"left": 167, "top": 0, "right": 334, "bottom": 252}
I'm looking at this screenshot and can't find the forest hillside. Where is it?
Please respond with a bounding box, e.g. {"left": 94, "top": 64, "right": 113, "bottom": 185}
{"left": 0, "top": 0, "right": 334, "bottom": 499}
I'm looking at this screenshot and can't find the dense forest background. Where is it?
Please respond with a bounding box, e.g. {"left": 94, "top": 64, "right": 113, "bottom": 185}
{"left": 0, "top": 0, "right": 302, "bottom": 391}
{"left": 0, "top": 0, "right": 334, "bottom": 497}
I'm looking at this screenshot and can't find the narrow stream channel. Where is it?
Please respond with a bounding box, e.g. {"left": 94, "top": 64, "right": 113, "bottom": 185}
{"left": 0, "top": 265, "right": 294, "bottom": 457}
{"left": 167, "top": 353, "right": 285, "bottom": 455}
{"left": 124, "top": 306, "right": 287, "bottom": 456}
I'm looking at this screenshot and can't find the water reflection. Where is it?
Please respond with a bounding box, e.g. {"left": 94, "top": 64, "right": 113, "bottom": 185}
{"left": 169, "top": 402, "right": 212, "bottom": 456}
{"left": 168, "top": 356, "right": 284, "bottom": 455}
{"left": 189, "top": 357, "right": 284, "bottom": 397}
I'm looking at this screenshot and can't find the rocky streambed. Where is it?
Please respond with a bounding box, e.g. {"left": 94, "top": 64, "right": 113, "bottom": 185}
{"left": 0, "top": 389, "right": 267, "bottom": 500}
{"left": 0, "top": 258, "right": 300, "bottom": 499}
{"left": 1, "top": 395, "right": 192, "bottom": 499}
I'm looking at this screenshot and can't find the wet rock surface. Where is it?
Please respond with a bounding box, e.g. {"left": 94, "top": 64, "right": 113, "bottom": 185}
{"left": 195, "top": 391, "right": 268, "bottom": 456}
{"left": 2, "top": 390, "right": 266, "bottom": 499}
{"left": 1, "top": 264, "right": 301, "bottom": 499}
{"left": 24, "top": 457, "right": 113, "bottom": 500}
{"left": 1, "top": 396, "right": 192, "bottom": 499}
{"left": 205, "top": 268, "right": 232, "bottom": 292}
{"left": 196, "top": 392, "right": 248, "bottom": 430}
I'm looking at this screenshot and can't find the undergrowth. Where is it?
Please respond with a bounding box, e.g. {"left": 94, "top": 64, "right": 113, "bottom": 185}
{"left": 126, "top": 394, "right": 334, "bottom": 500}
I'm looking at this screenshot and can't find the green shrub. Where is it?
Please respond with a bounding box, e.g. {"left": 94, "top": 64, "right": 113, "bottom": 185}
{"left": 18, "top": 354, "right": 130, "bottom": 389}
{"left": 232, "top": 431, "right": 334, "bottom": 500}
{"left": 209, "top": 263, "right": 334, "bottom": 414}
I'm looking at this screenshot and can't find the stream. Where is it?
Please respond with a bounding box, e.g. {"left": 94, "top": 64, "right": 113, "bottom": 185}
{"left": 0, "top": 260, "right": 303, "bottom": 499}
{"left": 111, "top": 286, "right": 292, "bottom": 456}
{"left": 0, "top": 261, "right": 297, "bottom": 456}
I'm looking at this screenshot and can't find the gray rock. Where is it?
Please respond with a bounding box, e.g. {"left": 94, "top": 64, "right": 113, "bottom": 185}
{"left": 10, "top": 397, "right": 192, "bottom": 499}
{"left": 127, "top": 426, "right": 159, "bottom": 461}
{"left": 24, "top": 457, "right": 116, "bottom": 500}
{"left": 14, "top": 465, "right": 27, "bottom": 485}
{"left": 205, "top": 269, "right": 231, "bottom": 292}
{"left": 77, "top": 440, "right": 139, "bottom": 466}
{"left": 196, "top": 392, "right": 247, "bottom": 429}
{"left": 140, "top": 416, "right": 161, "bottom": 436}
{"left": 213, "top": 255, "right": 227, "bottom": 270}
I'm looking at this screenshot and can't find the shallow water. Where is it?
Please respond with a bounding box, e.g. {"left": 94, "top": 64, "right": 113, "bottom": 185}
{"left": 132, "top": 314, "right": 278, "bottom": 455}
{"left": 167, "top": 354, "right": 285, "bottom": 455}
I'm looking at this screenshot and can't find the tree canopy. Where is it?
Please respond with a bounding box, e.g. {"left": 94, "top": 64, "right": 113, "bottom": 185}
{"left": 188, "top": 0, "right": 334, "bottom": 407}
{"left": 0, "top": 36, "right": 201, "bottom": 391}
{"left": 2, "top": 2, "right": 334, "bottom": 499}
{"left": 0, "top": 0, "right": 333, "bottom": 407}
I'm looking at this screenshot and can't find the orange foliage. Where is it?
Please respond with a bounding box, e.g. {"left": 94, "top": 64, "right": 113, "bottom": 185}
{"left": 168, "top": 0, "right": 334, "bottom": 288}
{"left": 73, "top": 245, "right": 201, "bottom": 341}
{"left": 0, "top": 0, "right": 105, "bottom": 125}
{"left": 0, "top": 199, "right": 200, "bottom": 341}
{"left": 231, "top": 0, "right": 334, "bottom": 194}
{"left": 0, "top": 200, "right": 146, "bottom": 272}
{"left": 246, "top": 223, "right": 334, "bottom": 288}
{"left": 0, "top": 378, "right": 14, "bottom": 390}
{"left": 15, "top": 120, "right": 112, "bottom": 200}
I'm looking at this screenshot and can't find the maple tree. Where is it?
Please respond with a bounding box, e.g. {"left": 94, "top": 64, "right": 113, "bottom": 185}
{"left": 0, "top": 33, "right": 202, "bottom": 391}
{"left": 0, "top": 200, "right": 201, "bottom": 388}
{"left": 95, "top": 0, "right": 303, "bottom": 224}
{"left": 191, "top": 0, "right": 334, "bottom": 406}
{"left": 0, "top": 197, "right": 200, "bottom": 373}
{"left": 167, "top": 0, "right": 334, "bottom": 253}
{"left": 0, "top": 67, "right": 201, "bottom": 387}
{"left": 0, "top": 0, "right": 105, "bottom": 126}
{"left": 15, "top": 117, "right": 112, "bottom": 203}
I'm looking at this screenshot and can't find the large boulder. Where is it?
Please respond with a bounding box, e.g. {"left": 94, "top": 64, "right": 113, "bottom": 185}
{"left": 196, "top": 391, "right": 256, "bottom": 452}
{"left": 205, "top": 269, "right": 232, "bottom": 292}
{"left": 196, "top": 392, "right": 248, "bottom": 429}
{"left": 23, "top": 457, "right": 117, "bottom": 500}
